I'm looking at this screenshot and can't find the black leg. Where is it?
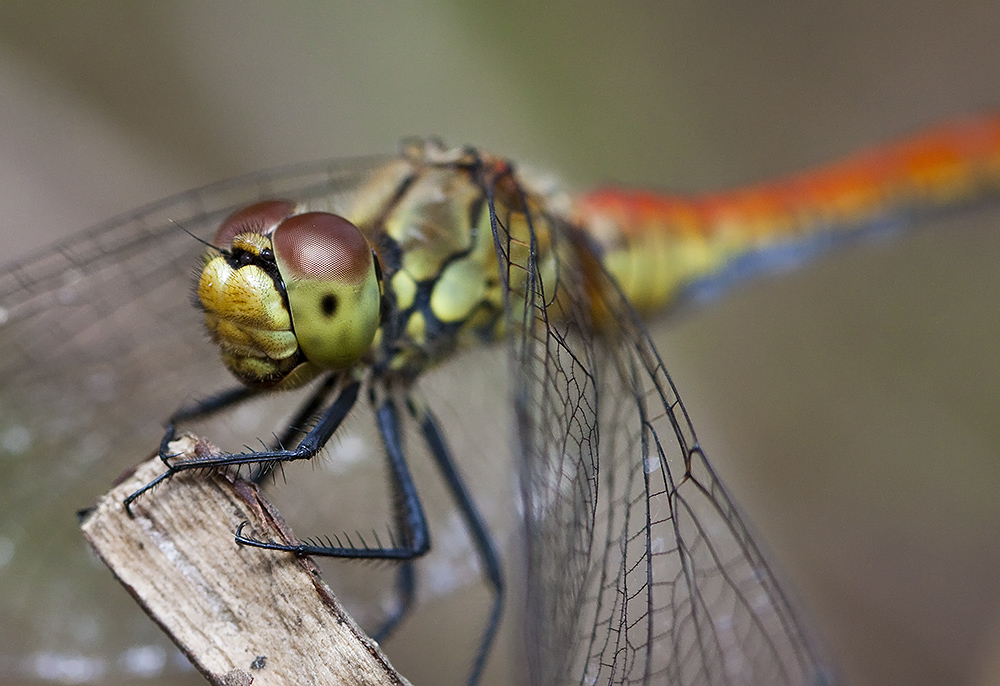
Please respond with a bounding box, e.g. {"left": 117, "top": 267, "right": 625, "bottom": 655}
{"left": 128, "top": 377, "right": 498, "bottom": 680}
{"left": 409, "top": 397, "right": 505, "bottom": 686}
{"left": 233, "top": 393, "right": 431, "bottom": 560}
{"left": 157, "top": 385, "right": 261, "bottom": 464}
{"left": 371, "top": 560, "right": 416, "bottom": 643}
{"left": 251, "top": 373, "right": 340, "bottom": 484}
{"left": 125, "top": 379, "right": 361, "bottom": 512}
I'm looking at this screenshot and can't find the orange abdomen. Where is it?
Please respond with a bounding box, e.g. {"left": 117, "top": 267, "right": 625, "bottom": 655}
{"left": 578, "top": 114, "right": 1000, "bottom": 313}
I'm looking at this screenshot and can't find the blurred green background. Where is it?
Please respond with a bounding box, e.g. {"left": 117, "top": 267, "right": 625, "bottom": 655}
{"left": 2, "top": 2, "right": 1000, "bottom": 685}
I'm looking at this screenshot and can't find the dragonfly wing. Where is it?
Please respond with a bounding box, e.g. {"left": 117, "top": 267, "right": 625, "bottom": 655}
{"left": 497, "top": 202, "right": 832, "bottom": 685}
{"left": 0, "top": 157, "right": 394, "bottom": 679}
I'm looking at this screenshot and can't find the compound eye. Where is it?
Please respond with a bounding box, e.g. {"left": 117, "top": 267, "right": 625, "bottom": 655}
{"left": 271, "top": 212, "right": 381, "bottom": 370}
{"left": 213, "top": 200, "right": 295, "bottom": 248}
{"left": 271, "top": 212, "right": 373, "bottom": 282}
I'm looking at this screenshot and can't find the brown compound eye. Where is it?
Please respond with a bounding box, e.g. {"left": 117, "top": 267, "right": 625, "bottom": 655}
{"left": 271, "top": 212, "right": 373, "bottom": 284}
{"left": 270, "top": 212, "right": 382, "bottom": 370}
{"left": 213, "top": 200, "right": 295, "bottom": 248}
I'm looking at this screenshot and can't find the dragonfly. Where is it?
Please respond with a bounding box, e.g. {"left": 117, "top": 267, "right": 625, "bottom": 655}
{"left": 0, "top": 115, "right": 998, "bottom": 686}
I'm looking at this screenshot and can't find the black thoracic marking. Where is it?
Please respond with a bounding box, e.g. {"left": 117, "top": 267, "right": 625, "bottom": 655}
{"left": 467, "top": 194, "right": 485, "bottom": 241}
{"left": 321, "top": 293, "right": 338, "bottom": 317}
{"left": 375, "top": 233, "right": 403, "bottom": 272}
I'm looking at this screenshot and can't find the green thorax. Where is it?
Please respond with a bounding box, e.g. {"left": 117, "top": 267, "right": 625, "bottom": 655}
{"left": 345, "top": 141, "right": 566, "bottom": 380}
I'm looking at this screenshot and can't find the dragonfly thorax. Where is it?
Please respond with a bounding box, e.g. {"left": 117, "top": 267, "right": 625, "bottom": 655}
{"left": 363, "top": 144, "right": 564, "bottom": 379}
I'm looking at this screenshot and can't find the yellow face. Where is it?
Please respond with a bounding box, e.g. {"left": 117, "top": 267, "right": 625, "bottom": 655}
{"left": 198, "top": 200, "right": 382, "bottom": 388}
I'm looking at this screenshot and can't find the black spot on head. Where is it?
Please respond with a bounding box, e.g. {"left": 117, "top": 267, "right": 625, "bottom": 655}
{"left": 320, "top": 293, "right": 338, "bottom": 317}
{"left": 250, "top": 655, "right": 267, "bottom": 670}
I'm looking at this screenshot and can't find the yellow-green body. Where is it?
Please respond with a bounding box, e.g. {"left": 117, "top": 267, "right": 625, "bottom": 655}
{"left": 198, "top": 117, "right": 1000, "bottom": 388}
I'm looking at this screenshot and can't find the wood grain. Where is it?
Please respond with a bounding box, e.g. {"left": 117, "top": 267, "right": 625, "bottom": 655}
{"left": 80, "top": 436, "right": 410, "bottom": 686}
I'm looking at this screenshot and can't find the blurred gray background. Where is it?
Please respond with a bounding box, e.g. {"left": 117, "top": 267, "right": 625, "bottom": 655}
{"left": 2, "top": 2, "right": 1000, "bottom": 685}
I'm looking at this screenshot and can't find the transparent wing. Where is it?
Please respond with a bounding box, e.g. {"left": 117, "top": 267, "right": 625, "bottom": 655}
{"left": 496, "top": 200, "right": 832, "bottom": 685}
{"left": 0, "top": 156, "right": 394, "bottom": 680}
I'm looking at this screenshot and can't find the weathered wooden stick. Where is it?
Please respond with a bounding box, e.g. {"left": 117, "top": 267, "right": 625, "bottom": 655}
{"left": 80, "top": 436, "right": 409, "bottom": 686}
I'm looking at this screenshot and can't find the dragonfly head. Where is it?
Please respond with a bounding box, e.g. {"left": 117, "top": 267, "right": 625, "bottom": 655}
{"left": 199, "top": 200, "right": 383, "bottom": 388}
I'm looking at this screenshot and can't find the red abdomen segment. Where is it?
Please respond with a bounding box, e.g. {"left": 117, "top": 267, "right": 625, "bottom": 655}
{"left": 578, "top": 114, "right": 1000, "bottom": 314}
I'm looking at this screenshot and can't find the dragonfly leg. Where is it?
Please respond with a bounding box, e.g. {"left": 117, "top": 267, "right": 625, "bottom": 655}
{"left": 156, "top": 385, "right": 261, "bottom": 466}
{"left": 124, "top": 379, "right": 360, "bottom": 513}
{"left": 371, "top": 560, "right": 416, "bottom": 642}
{"left": 234, "top": 393, "right": 431, "bottom": 560}
{"left": 251, "top": 373, "right": 340, "bottom": 483}
{"left": 121, "top": 385, "right": 262, "bottom": 514}
{"left": 409, "top": 397, "right": 505, "bottom": 686}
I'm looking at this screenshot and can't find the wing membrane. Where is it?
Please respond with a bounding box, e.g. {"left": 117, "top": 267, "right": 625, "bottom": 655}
{"left": 497, "top": 191, "right": 831, "bottom": 685}
{"left": 0, "top": 156, "right": 394, "bottom": 676}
